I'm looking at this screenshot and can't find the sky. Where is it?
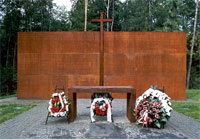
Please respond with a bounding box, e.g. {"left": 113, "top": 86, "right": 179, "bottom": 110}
{"left": 53, "top": 0, "right": 126, "bottom": 11}
{"left": 53, "top": 0, "right": 72, "bottom": 11}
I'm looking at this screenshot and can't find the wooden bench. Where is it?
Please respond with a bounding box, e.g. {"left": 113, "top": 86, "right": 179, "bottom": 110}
{"left": 68, "top": 86, "right": 136, "bottom": 123}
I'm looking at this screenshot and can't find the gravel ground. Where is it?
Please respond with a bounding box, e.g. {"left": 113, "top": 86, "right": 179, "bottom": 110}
{"left": 0, "top": 98, "right": 199, "bottom": 139}
{"left": 0, "top": 97, "right": 46, "bottom": 105}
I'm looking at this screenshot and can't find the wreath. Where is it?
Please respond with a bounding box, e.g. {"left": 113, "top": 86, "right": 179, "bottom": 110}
{"left": 48, "top": 92, "right": 69, "bottom": 117}
{"left": 133, "top": 86, "right": 172, "bottom": 128}
{"left": 90, "top": 94, "right": 113, "bottom": 122}
{"left": 94, "top": 99, "right": 112, "bottom": 116}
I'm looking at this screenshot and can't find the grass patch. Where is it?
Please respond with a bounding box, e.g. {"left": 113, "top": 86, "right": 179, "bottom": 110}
{"left": 172, "top": 102, "right": 200, "bottom": 122}
{"left": 186, "top": 89, "right": 200, "bottom": 102}
{"left": 0, "top": 94, "right": 17, "bottom": 99}
{"left": 172, "top": 90, "right": 200, "bottom": 122}
{"left": 0, "top": 104, "right": 36, "bottom": 124}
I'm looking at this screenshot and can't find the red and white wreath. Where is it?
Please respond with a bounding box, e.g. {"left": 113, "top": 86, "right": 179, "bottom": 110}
{"left": 133, "top": 86, "right": 172, "bottom": 128}
{"left": 48, "top": 92, "right": 69, "bottom": 117}
{"left": 90, "top": 97, "right": 112, "bottom": 122}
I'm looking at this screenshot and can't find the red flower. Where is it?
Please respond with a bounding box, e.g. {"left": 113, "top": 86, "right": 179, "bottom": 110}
{"left": 61, "top": 109, "right": 64, "bottom": 112}
{"left": 156, "top": 109, "right": 160, "bottom": 113}
{"left": 135, "top": 110, "right": 139, "bottom": 115}
{"left": 51, "top": 106, "right": 59, "bottom": 113}
{"left": 55, "top": 97, "right": 59, "bottom": 102}
{"left": 145, "top": 116, "right": 150, "bottom": 122}
{"left": 155, "top": 114, "right": 159, "bottom": 119}
{"left": 61, "top": 105, "right": 66, "bottom": 112}
{"left": 137, "top": 105, "right": 141, "bottom": 110}
{"left": 51, "top": 99, "right": 55, "bottom": 104}
{"left": 149, "top": 110, "right": 153, "bottom": 115}
{"left": 135, "top": 117, "right": 137, "bottom": 120}
{"left": 149, "top": 119, "right": 153, "bottom": 123}
{"left": 153, "top": 102, "right": 158, "bottom": 107}
{"left": 153, "top": 108, "right": 156, "bottom": 112}
{"left": 143, "top": 106, "right": 147, "bottom": 110}
{"left": 94, "top": 103, "right": 108, "bottom": 116}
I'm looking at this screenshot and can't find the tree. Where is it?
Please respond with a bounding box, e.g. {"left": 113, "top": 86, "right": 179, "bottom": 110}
{"left": 84, "top": 0, "right": 88, "bottom": 31}
{"left": 187, "top": 0, "right": 199, "bottom": 89}
{"left": 69, "top": 0, "right": 122, "bottom": 31}
{"left": 0, "top": 0, "right": 200, "bottom": 96}
{"left": 0, "top": 0, "right": 69, "bottom": 95}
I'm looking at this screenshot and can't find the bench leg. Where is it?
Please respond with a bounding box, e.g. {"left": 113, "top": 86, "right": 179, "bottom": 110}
{"left": 45, "top": 112, "right": 50, "bottom": 125}
{"left": 68, "top": 92, "right": 77, "bottom": 123}
{"left": 127, "top": 90, "right": 136, "bottom": 123}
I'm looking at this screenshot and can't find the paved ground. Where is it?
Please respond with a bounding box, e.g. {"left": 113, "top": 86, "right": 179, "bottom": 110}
{"left": 0, "top": 97, "right": 46, "bottom": 105}
{"left": 0, "top": 98, "right": 200, "bottom": 139}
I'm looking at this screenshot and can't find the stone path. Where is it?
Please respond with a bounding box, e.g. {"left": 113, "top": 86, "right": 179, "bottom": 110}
{"left": 0, "top": 97, "right": 46, "bottom": 105}
{"left": 0, "top": 98, "right": 200, "bottom": 139}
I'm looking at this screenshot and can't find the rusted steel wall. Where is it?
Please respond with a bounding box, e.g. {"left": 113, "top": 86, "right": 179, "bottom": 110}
{"left": 18, "top": 32, "right": 186, "bottom": 100}
{"left": 18, "top": 32, "right": 100, "bottom": 99}
{"left": 104, "top": 32, "right": 186, "bottom": 100}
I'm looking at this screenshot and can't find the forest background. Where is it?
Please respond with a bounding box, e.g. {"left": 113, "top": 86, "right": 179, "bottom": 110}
{"left": 0, "top": 0, "right": 199, "bottom": 96}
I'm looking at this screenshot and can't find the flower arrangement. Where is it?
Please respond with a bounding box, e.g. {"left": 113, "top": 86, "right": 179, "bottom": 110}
{"left": 94, "top": 99, "right": 112, "bottom": 116}
{"left": 133, "top": 86, "right": 172, "bottom": 128}
{"left": 48, "top": 92, "right": 69, "bottom": 117}
{"left": 90, "top": 93, "right": 113, "bottom": 122}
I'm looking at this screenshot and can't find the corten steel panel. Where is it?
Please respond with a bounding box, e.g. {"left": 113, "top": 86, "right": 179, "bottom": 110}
{"left": 18, "top": 32, "right": 186, "bottom": 100}
{"left": 18, "top": 32, "right": 100, "bottom": 99}
{"left": 104, "top": 32, "right": 186, "bottom": 100}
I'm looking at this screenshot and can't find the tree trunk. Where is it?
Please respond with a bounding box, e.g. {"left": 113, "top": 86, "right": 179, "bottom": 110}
{"left": 30, "top": 17, "right": 32, "bottom": 31}
{"left": 48, "top": 6, "right": 50, "bottom": 31}
{"left": 148, "top": 0, "right": 152, "bottom": 31}
{"left": 186, "top": 0, "right": 199, "bottom": 89}
{"left": 111, "top": 0, "right": 114, "bottom": 31}
{"left": 13, "top": 42, "right": 17, "bottom": 81}
{"left": 30, "top": 0, "right": 33, "bottom": 32}
{"left": 84, "top": 0, "right": 88, "bottom": 31}
{"left": 6, "top": 35, "right": 11, "bottom": 67}
{"left": 41, "top": 1, "right": 43, "bottom": 31}
{"left": 107, "top": 0, "right": 110, "bottom": 31}
{"left": 0, "top": 35, "right": 1, "bottom": 95}
{"left": 13, "top": 42, "right": 17, "bottom": 69}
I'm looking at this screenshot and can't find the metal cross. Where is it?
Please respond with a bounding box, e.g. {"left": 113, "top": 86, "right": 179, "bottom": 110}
{"left": 92, "top": 12, "right": 112, "bottom": 86}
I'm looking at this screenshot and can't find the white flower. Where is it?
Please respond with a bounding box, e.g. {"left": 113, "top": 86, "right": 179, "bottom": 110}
{"left": 143, "top": 88, "right": 153, "bottom": 97}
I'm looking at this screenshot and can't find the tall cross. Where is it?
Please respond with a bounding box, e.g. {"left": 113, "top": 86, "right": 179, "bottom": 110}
{"left": 92, "top": 12, "right": 112, "bottom": 86}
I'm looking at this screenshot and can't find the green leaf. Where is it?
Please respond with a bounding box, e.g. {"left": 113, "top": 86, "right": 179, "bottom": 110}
{"left": 160, "top": 108, "right": 165, "bottom": 113}
{"left": 155, "top": 122, "right": 161, "bottom": 128}
{"left": 136, "top": 120, "right": 140, "bottom": 125}
{"left": 162, "top": 113, "right": 167, "bottom": 117}
{"left": 161, "top": 118, "right": 168, "bottom": 122}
